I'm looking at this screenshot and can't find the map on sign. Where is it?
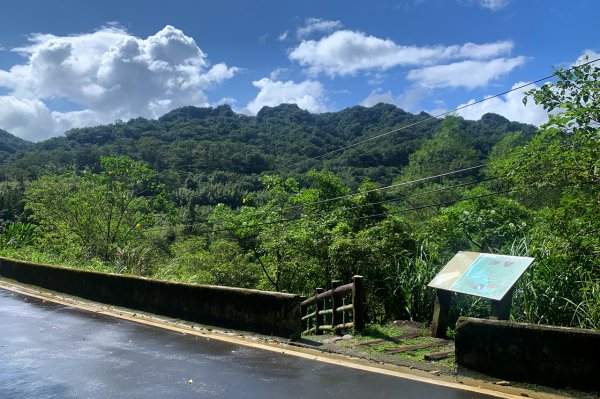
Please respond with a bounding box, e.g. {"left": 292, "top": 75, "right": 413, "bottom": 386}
{"left": 428, "top": 252, "right": 534, "bottom": 300}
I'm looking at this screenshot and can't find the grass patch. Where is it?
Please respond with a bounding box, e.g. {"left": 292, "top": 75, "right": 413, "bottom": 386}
{"left": 360, "top": 323, "right": 405, "bottom": 339}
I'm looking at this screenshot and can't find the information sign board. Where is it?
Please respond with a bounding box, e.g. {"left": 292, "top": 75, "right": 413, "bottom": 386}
{"left": 428, "top": 252, "right": 534, "bottom": 301}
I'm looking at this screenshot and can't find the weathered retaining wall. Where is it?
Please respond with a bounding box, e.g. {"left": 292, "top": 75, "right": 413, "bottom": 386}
{"left": 455, "top": 317, "right": 600, "bottom": 391}
{"left": 0, "top": 257, "right": 302, "bottom": 339}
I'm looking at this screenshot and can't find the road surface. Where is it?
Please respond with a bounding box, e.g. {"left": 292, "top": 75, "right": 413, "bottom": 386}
{"left": 0, "top": 288, "right": 504, "bottom": 398}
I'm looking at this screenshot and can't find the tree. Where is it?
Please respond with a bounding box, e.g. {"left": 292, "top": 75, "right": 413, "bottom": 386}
{"left": 211, "top": 175, "right": 306, "bottom": 292}
{"left": 492, "top": 60, "right": 600, "bottom": 328}
{"left": 397, "top": 116, "right": 479, "bottom": 181}
{"left": 25, "top": 156, "right": 169, "bottom": 263}
{"left": 514, "top": 59, "right": 599, "bottom": 192}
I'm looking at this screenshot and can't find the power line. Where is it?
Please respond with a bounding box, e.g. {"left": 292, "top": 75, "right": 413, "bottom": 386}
{"left": 145, "top": 164, "right": 492, "bottom": 233}
{"left": 144, "top": 177, "right": 508, "bottom": 234}
{"left": 350, "top": 187, "right": 521, "bottom": 222}
{"left": 277, "top": 175, "right": 499, "bottom": 219}
{"left": 339, "top": 176, "right": 500, "bottom": 213}
{"left": 217, "top": 57, "right": 600, "bottom": 217}
{"left": 176, "top": 187, "right": 520, "bottom": 236}
{"left": 146, "top": 58, "right": 600, "bottom": 234}
{"left": 210, "top": 57, "right": 600, "bottom": 228}
{"left": 285, "top": 163, "right": 487, "bottom": 211}
{"left": 301, "top": 57, "right": 600, "bottom": 164}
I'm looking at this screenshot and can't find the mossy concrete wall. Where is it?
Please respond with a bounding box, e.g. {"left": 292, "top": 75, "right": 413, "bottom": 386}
{"left": 0, "top": 257, "right": 302, "bottom": 339}
{"left": 455, "top": 317, "right": 600, "bottom": 391}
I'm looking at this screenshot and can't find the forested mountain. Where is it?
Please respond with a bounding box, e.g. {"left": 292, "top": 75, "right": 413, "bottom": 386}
{"left": 0, "top": 103, "right": 536, "bottom": 207}
{"left": 0, "top": 129, "right": 33, "bottom": 163}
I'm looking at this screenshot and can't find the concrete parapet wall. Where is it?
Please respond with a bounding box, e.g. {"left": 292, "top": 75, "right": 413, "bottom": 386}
{"left": 455, "top": 317, "right": 600, "bottom": 391}
{"left": 0, "top": 257, "right": 301, "bottom": 339}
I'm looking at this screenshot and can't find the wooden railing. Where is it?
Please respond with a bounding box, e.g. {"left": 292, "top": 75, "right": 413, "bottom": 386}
{"left": 301, "top": 275, "right": 365, "bottom": 335}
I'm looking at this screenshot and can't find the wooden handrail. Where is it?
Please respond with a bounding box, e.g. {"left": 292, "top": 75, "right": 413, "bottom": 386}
{"left": 301, "top": 311, "right": 316, "bottom": 321}
{"left": 336, "top": 304, "right": 353, "bottom": 313}
{"left": 300, "top": 276, "right": 365, "bottom": 335}
{"left": 301, "top": 282, "right": 354, "bottom": 306}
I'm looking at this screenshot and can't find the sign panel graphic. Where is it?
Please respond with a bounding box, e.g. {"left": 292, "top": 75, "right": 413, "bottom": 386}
{"left": 428, "top": 252, "right": 534, "bottom": 300}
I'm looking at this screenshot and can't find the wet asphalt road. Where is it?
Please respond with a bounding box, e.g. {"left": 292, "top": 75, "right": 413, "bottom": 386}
{"left": 0, "top": 288, "right": 499, "bottom": 399}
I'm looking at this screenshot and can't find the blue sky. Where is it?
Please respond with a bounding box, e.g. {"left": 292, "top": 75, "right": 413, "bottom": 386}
{"left": 0, "top": 0, "right": 598, "bottom": 141}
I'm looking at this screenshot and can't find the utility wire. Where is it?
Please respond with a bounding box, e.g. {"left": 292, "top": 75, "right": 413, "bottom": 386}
{"left": 285, "top": 163, "right": 486, "bottom": 211}
{"left": 145, "top": 164, "right": 493, "bottom": 232}
{"left": 336, "top": 176, "right": 500, "bottom": 213}
{"left": 303, "top": 56, "right": 600, "bottom": 164}
{"left": 164, "top": 187, "right": 520, "bottom": 236}
{"left": 264, "top": 56, "right": 600, "bottom": 210}
{"left": 144, "top": 176, "right": 507, "bottom": 234}
{"left": 350, "top": 187, "right": 521, "bottom": 222}
{"left": 144, "top": 58, "right": 600, "bottom": 234}
{"left": 276, "top": 175, "right": 499, "bottom": 219}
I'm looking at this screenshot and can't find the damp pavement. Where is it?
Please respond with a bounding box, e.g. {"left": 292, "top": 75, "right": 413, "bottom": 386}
{"left": 0, "top": 288, "right": 500, "bottom": 399}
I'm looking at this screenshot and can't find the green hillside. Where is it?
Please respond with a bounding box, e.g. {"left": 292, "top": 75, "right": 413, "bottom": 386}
{"left": 0, "top": 103, "right": 535, "bottom": 207}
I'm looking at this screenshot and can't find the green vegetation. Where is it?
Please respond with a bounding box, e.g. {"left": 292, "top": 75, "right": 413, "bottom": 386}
{"left": 336, "top": 323, "right": 455, "bottom": 369}
{"left": 0, "top": 63, "right": 597, "bottom": 330}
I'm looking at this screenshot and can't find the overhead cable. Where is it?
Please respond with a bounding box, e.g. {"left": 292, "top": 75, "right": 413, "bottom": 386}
{"left": 305, "top": 57, "right": 600, "bottom": 163}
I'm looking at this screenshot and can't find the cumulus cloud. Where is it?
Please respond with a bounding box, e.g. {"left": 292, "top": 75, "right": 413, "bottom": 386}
{"left": 245, "top": 78, "right": 326, "bottom": 115}
{"left": 297, "top": 18, "right": 343, "bottom": 39}
{"left": 212, "top": 97, "right": 238, "bottom": 107}
{"left": 456, "top": 82, "right": 548, "bottom": 126}
{"left": 289, "top": 30, "right": 514, "bottom": 77}
{"left": 0, "top": 25, "right": 238, "bottom": 140}
{"left": 407, "top": 56, "right": 526, "bottom": 89}
{"left": 0, "top": 97, "right": 56, "bottom": 141}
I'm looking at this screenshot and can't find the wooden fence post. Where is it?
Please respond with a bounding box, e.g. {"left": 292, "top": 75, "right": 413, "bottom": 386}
{"left": 314, "top": 288, "right": 324, "bottom": 335}
{"left": 330, "top": 280, "right": 341, "bottom": 333}
{"left": 299, "top": 295, "right": 307, "bottom": 331}
{"left": 490, "top": 288, "right": 513, "bottom": 320}
{"left": 431, "top": 289, "right": 452, "bottom": 338}
{"left": 352, "top": 275, "right": 365, "bottom": 332}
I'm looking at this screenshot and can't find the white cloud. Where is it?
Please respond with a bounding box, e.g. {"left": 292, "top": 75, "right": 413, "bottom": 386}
{"left": 297, "top": 18, "right": 343, "bottom": 39}
{"left": 278, "top": 31, "right": 289, "bottom": 42}
{"left": 361, "top": 86, "right": 429, "bottom": 112}
{"left": 456, "top": 82, "right": 548, "bottom": 126}
{"left": 289, "top": 30, "right": 513, "bottom": 77}
{"left": 0, "top": 96, "right": 57, "bottom": 141}
{"left": 0, "top": 25, "right": 238, "bottom": 141}
{"left": 407, "top": 57, "right": 526, "bottom": 89}
{"left": 478, "top": 0, "right": 510, "bottom": 11}
{"left": 245, "top": 78, "right": 326, "bottom": 115}
{"left": 455, "top": 49, "right": 600, "bottom": 126}
{"left": 361, "top": 90, "right": 396, "bottom": 107}
{"left": 576, "top": 49, "right": 600, "bottom": 65}
{"left": 212, "top": 97, "right": 238, "bottom": 107}
{"left": 269, "top": 67, "right": 289, "bottom": 81}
